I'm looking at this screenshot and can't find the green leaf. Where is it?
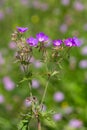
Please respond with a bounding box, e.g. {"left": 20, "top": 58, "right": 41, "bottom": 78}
{"left": 18, "top": 119, "right": 29, "bottom": 130}
{"left": 22, "top": 125, "right": 27, "bottom": 130}
{"left": 19, "top": 77, "right": 31, "bottom": 84}
{"left": 51, "top": 71, "right": 59, "bottom": 77}
{"left": 44, "top": 118, "right": 56, "bottom": 128}
{"left": 39, "top": 110, "right": 55, "bottom": 118}
{"left": 18, "top": 120, "right": 24, "bottom": 130}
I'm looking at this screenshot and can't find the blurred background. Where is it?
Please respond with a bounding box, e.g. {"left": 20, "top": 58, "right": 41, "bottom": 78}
{"left": 0, "top": 0, "right": 87, "bottom": 130}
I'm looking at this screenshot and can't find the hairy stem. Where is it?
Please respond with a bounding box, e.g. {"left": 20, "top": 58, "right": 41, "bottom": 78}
{"left": 37, "top": 117, "right": 41, "bottom": 130}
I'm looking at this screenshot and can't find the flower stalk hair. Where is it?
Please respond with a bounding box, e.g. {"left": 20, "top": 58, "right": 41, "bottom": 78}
{"left": 11, "top": 26, "right": 81, "bottom": 130}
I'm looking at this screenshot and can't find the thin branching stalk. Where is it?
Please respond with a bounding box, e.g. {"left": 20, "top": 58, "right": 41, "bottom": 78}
{"left": 41, "top": 78, "right": 50, "bottom": 105}
{"left": 29, "top": 82, "right": 32, "bottom": 97}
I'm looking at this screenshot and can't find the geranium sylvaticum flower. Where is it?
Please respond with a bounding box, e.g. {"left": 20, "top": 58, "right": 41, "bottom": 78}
{"left": 26, "top": 37, "right": 38, "bottom": 46}
{"left": 64, "top": 38, "right": 72, "bottom": 47}
{"left": 53, "top": 39, "right": 62, "bottom": 46}
{"left": 16, "top": 26, "right": 28, "bottom": 33}
{"left": 64, "top": 37, "right": 81, "bottom": 47}
{"left": 36, "top": 32, "right": 49, "bottom": 42}
{"left": 72, "top": 36, "right": 81, "bottom": 46}
{"left": 11, "top": 26, "right": 81, "bottom": 130}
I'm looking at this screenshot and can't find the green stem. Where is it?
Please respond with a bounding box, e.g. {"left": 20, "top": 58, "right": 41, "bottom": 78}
{"left": 41, "top": 78, "right": 50, "bottom": 105}
{"left": 29, "top": 82, "right": 32, "bottom": 97}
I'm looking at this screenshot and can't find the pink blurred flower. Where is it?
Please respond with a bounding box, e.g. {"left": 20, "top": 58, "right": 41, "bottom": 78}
{"left": 3, "top": 76, "right": 15, "bottom": 91}
{"left": 0, "top": 10, "right": 4, "bottom": 20}
{"left": 20, "top": 0, "right": 29, "bottom": 5}
{"left": 9, "top": 41, "right": 16, "bottom": 49}
{"left": 0, "top": 53, "right": 5, "bottom": 65}
{"left": 32, "top": 1, "right": 49, "bottom": 11}
{"left": 69, "top": 119, "right": 83, "bottom": 128}
{"left": 29, "top": 56, "right": 35, "bottom": 63}
{"left": 5, "top": 7, "right": 13, "bottom": 15}
{"left": 39, "top": 3, "right": 49, "bottom": 11}
{"left": 33, "top": 60, "right": 42, "bottom": 68}
{"left": 32, "top": 79, "right": 40, "bottom": 89}
{"left": 0, "top": 94, "right": 5, "bottom": 104}
{"left": 63, "top": 107, "right": 73, "bottom": 114}
{"left": 59, "top": 24, "right": 68, "bottom": 33}
{"left": 73, "top": 1, "right": 84, "bottom": 11}
{"left": 53, "top": 113, "right": 62, "bottom": 121}
{"left": 32, "top": 1, "right": 41, "bottom": 9}
{"left": 61, "top": 0, "right": 70, "bottom": 6}
{"left": 53, "top": 91, "right": 64, "bottom": 102}
{"left": 81, "top": 46, "right": 87, "bottom": 55}
{"left": 79, "top": 60, "right": 87, "bottom": 69}
{"left": 24, "top": 97, "right": 31, "bottom": 107}
{"left": 83, "top": 24, "right": 87, "bottom": 31}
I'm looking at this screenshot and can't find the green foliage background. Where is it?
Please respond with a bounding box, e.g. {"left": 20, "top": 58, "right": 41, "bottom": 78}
{"left": 0, "top": 0, "right": 87, "bottom": 130}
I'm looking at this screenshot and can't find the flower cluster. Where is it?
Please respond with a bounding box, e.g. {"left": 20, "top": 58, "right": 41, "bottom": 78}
{"left": 11, "top": 26, "right": 81, "bottom": 75}
{"left": 11, "top": 26, "right": 81, "bottom": 130}
{"left": 16, "top": 27, "right": 81, "bottom": 47}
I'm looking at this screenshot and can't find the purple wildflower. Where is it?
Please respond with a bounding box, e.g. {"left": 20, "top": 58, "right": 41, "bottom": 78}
{"left": 69, "top": 119, "right": 83, "bottom": 128}
{"left": 20, "top": 0, "right": 28, "bottom": 6}
{"left": 73, "top": 1, "right": 84, "bottom": 11}
{"left": 16, "top": 26, "right": 28, "bottom": 33}
{"left": 53, "top": 91, "right": 64, "bottom": 102}
{"left": 33, "top": 60, "right": 42, "bottom": 68}
{"left": 26, "top": 37, "right": 38, "bottom": 47}
{"left": 3, "top": 76, "right": 15, "bottom": 91}
{"left": 36, "top": 32, "right": 49, "bottom": 42}
{"left": 53, "top": 113, "right": 62, "bottom": 121}
{"left": 79, "top": 60, "right": 87, "bottom": 69}
{"left": 59, "top": 24, "right": 68, "bottom": 33}
{"left": 72, "top": 36, "right": 81, "bottom": 46}
{"left": 81, "top": 46, "right": 87, "bottom": 55}
{"left": 83, "top": 24, "right": 87, "bottom": 31}
{"left": 64, "top": 37, "right": 81, "bottom": 47}
{"left": 24, "top": 98, "right": 31, "bottom": 107}
{"left": 32, "top": 79, "right": 40, "bottom": 89}
{"left": 9, "top": 41, "right": 16, "bottom": 49}
{"left": 61, "top": 0, "right": 70, "bottom": 6}
{"left": 0, "top": 52, "right": 5, "bottom": 65}
{"left": 64, "top": 38, "right": 73, "bottom": 47}
{"left": 0, "top": 94, "right": 5, "bottom": 104}
{"left": 0, "top": 11, "right": 4, "bottom": 20}
{"left": 53, "top": 39, "right": 62, "bottom": 46}
{"left": 63, "top": 107, "right": 73, "bottom": 114}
